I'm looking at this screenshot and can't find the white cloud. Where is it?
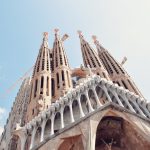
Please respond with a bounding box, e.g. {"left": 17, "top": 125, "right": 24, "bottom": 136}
{"left": 0, "top": 108, "right": 5, "bottom": 115}
{"left": 0, "top": 126, "right": 3, "bottom": 135}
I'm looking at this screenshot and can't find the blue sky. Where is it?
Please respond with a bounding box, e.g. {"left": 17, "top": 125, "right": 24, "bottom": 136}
{"left": 0, "top": 0, "right": 150, "bottom": 134}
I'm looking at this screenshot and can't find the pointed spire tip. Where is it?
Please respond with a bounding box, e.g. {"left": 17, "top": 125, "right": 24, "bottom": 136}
{"left": 54, "top": 28, "right": 59, "bottom": 34}
{"left": 77, "top": 30, "right": 82, "bottom": 36}
{"left": 92, "top": 35, "right": 97, "bottom": 41}
{"left": 43, "top": 32, "right": 48, "bottom": 38}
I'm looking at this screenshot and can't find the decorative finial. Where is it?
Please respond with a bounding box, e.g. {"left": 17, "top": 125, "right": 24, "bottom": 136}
{"left": 92, "top": 35, "right": 97, "bottom": 41}
{"left": 43, "top": 32, "right": 48, "bottom": 38}
{"left": 54, "top": 28, "right": 59, "bottom": 34}
{"left": 77, "top": 30, "right": 82, "bottom": 36}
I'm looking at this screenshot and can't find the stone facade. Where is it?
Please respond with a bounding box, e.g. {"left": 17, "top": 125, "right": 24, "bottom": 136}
{"left": 0, "top": 30, "right": 150, "bottom": 150}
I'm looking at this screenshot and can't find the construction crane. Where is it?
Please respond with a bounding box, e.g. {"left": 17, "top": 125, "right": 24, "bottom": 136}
{"left": 0, "top": 66, "right": 34, "bottom": 99}
{"left": 120, "top": 56, "right": 127, "bottom": 66}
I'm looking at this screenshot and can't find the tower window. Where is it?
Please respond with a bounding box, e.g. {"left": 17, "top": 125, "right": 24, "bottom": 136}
{"left": 41, "top": 76, "right": 44, "bottom": 89}
{"left": 51, "top": 78, "right": 55, "bottom": 97}
{"left": 57, "top": 73, "right": 60, "bottom": 88}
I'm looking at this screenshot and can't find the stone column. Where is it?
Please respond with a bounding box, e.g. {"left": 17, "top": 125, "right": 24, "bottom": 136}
{"left": 111, "top": 89, "right": 124, "bottom": 107}
{"left": 40, "top": 120, "right": 46, "bottom": 142}
{"left": 101, "top": 85, "right": 112, "bottom": 102}
{"left": 50, "top": 114, "right": 55, "bottom": 135}
{"left": 121, "top": 93, "right": 136, "bottom": 113}
{"left": 60, "top": 107, "right": 64, "bottom": 128}
{"left": 85, "top": 90, "right": 94, "bottom": 112}
{"left": 69, "top": 102, "right": 75, "bottom": 123}
{"left": 92, "top": 86, "right": 102, "bottom": 107}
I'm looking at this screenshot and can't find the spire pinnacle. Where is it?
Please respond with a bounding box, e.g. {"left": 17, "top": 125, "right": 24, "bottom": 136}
{"left": 92, "top": 35, "right": 100, "bottom": 45}
{"left": 43, "top": 32, "right": 48, "bottom": 38}
{"left": 54, "top": 28, "right": 59, "bottom": 36}
{"left": 42, "top": 32, "right": 49, "bottom": 47}
{"left": 77, "top": 30, "right": 86, "bottom": 43}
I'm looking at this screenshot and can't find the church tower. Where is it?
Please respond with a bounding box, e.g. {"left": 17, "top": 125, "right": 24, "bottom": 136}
{"left": 51, "top": 29, "right": 72, "bottom": 101}
{"left": 92, "top": 35, "right": 143, "bottom": 97}
{"left": 78, "top": 31, "right": 110, "bottom": 80}
{"left": 26, "top": 32, "right": 51, "bottom": 122}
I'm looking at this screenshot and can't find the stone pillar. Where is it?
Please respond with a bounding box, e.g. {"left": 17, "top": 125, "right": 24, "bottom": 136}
{"left": 111, "top": 89, "right": 124, "bottom": 107}
{"left": 101, "top": 85, "right": 112, "bottom": 102}
{"left": 85, "top": 90, "right": 94, "bottom": 112}
{"left": 50, "top": 114, "right": 55, "bottom": 135}
{"left": 40, "top": 120, "right": 46, "bottom": 142}
{"left": 77, "top": 95, "right": 85, "bottom": 117}
{"left": 121, "top": 93, "right": 136, "bottom": 113}
{"left": 92, "top": 86, "right": 102, "bottom": 107}
{"left": 60, "top": 107, "right": 64, "bottom": 128}
{"left": 69, "top": 102, "right": 75, "bottom": 123}
{"left": 30, "top": 126, "right": 37, "bottom": 149}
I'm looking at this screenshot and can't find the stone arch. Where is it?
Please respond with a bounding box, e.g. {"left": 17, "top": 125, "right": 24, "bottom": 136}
{"left": 80, "top": 94, "right": 89, "bottom": 115}
{"left": 63, "top": 105, "right": 71, "bottom": 126}
{"left": 88, "top": 89, "right": 97, "bottom": 109}
{"left": 95, "top": 115, "right": 150, "bottom": 150}
{"left": 95, "top": 116, "right": 123, "bottom": 150}
{"left": 72, "top": 100, "right": 80, "bottom": 121}
{"left": 44, "top": 119, "right": 51, "bottom": 139}
{"left": 54, "top": 112, "right": 61, "bottom": 133}
{"left": 95, "top": 86, "right": 108, "bottom": 104}
{"left": 34, "top": 126, "right": 41, "bottom": 146}
{"left": 58, "top": 135, "right": 84, "bottom": 150}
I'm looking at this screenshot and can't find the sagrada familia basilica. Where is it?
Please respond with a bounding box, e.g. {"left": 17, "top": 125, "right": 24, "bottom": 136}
{"left": 0, "top": 29, "right": 150, "bottom": 150}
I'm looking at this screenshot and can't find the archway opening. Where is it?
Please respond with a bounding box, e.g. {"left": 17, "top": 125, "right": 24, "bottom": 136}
{"left": 54, "top": 112, "right": 61, "bottom": 133}
{"left": 80, "top": 94, "right": 89, "bottom": 115}
{"left": 95, "top": 116, "right": 123, "bottom": 150}
{"left": 64, "top": 105, "right": 71, "bottom": 126}
{"left": 72, "top": 100, "right": 80, "bottom": 120}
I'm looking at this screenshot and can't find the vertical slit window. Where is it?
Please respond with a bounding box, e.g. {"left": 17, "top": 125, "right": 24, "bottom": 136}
{"left": 41, "top": 76, "right": 44, "bottom": 89}
{"left": 57, "top": 73, "right": 59, "bottom": 88}
{"left": 34, "top": 79, "right": 38, "bottom": 98}
{"left": 51, "top": 78, "right": 55, "bottom": 97}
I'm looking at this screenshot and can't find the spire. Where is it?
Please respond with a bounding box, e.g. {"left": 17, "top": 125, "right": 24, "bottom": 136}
{"left": 92, "top": 36, "right": 143, "bottom": 97}
{"left": 78, "top": 31, "right": 110, "bottom": 80}
{"left": 51, "top": 29, "right": 72, "bottom": 101}
{"left": 26, "top": 32, "right": 52, "bottom": 122}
